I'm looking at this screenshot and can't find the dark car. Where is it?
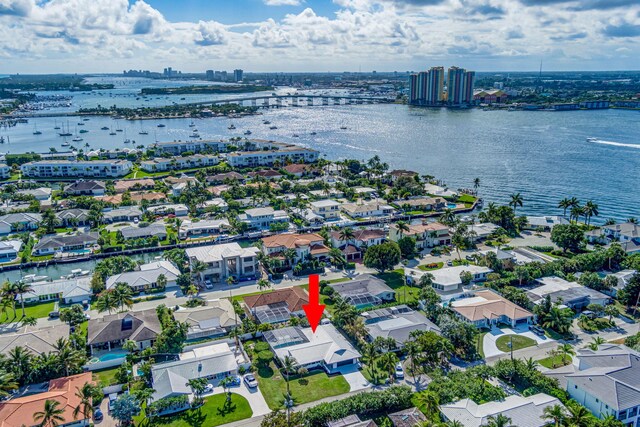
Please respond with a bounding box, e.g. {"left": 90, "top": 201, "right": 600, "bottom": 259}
{"left": 529, "top": 325, "right": 545, "bottom": 336}
{"left": 94, "top": 409, "right": 104, "bottom": 422}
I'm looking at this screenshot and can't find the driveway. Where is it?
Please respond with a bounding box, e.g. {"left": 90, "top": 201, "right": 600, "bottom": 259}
{"left": 483, "top": 324, "right": 556, "bottom": 358}
{"left": 206, "top": 382, "right": 270, "bottom": 417}
{"left": 336, "top": 365, "right": 371, "bottom": 392}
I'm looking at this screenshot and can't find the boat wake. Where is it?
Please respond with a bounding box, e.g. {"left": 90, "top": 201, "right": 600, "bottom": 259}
{"left": 588, "top": 138, "right": 640, "bottom": 149}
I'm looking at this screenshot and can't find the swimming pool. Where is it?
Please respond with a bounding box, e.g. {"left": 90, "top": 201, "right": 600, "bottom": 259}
{"left": 447, "top": 203, "right": 458, "bottom": 209}
{"left": 90, "top": 350, "right": 129, "bottom": 363}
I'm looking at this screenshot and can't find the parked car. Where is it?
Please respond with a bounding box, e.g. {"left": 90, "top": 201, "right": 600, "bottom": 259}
{"left": 529, "top": 325, "right": 545, "bottom": 336}
{"left": 204, "top": 280, "right": 213, "bottom": 290}
{"left": 395, "top": 362, "right": 404, "bottom": 379}
{"left": 465, "top": 254, "right": 475, "bottom": 261}
{"left": 94, "top": 409, "right": 104, "bottom": 421}
{"left": 204, "top": 383, "right": 214, "bottom": 393}
{"left": 228, "top": 375, "right": 242, "bottom": 386}
{"left": 446, "top": 260, "right": 453, "bottom": 266}
{"left": 244, "top": 374, "right": 258, "bottom": 389}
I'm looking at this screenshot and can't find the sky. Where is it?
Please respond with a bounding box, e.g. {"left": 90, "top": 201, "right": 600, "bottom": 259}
{"left": 0, "top": 0, "right": 639, "bottom": 74}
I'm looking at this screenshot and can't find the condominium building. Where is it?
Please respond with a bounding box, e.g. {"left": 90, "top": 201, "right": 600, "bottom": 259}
{"left": 447, "top": 66, "right": 475, "bottom": 106}
{"left": 408, "top": 66, "right": 445, "bottom": 105}
{"left": 140, "top": 154, "right": 220, "bottom": 172}
{"left": 153, "top": 139, "right": 230, "bottom": 155}
{"left": 20, "top": 159, "right": 132, "bottom": 178}
{"left": 227, "top": 146, "right": 319, "bottom": 167}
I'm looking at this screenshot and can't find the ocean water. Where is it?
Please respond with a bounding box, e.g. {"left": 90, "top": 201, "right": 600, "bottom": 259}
{"left": 1, "top": 83, "right": 639, "bottom": 223}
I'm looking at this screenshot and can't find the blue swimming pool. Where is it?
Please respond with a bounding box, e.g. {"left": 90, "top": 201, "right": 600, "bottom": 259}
{"left": 447, "top": 203, "right": 457, "bottom": 209}
{"left": 92, "top": 350, "right": 128, "bottom": 362}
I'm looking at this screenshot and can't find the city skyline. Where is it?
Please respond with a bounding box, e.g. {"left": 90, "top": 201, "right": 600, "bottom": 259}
{"left": 0, "top": 0, "right": 638, "bottom": 74}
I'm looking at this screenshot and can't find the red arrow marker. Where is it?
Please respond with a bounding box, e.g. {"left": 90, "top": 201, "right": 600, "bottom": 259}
{"left": 303, "top": 274, "right": 325, "bottom": 333}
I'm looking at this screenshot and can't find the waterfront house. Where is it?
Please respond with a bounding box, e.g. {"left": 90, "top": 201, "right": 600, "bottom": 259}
{"left": 261, "top": 233, "right": 330, "bottom": 265}
{"left": 244, "top": 287, "right": 309, "bottom": 324}
{"left": 424, "top": 183, "right": 458, "bottom": 198}
{"left": 327, "top": 274, "right": 395, "bottom": 308}
{"left": 283, "top": 163, "right": 312, "bottom": 177}
{"left": 20, "top": 159, "right": 132, "bottom": 178}
{"left": 63, "top": 180, "right": 106, "bottom": 196}
{"left": 310, "top": 199, "right": 341, "bottom": 220}
{"left": 0, "top": 240, "right": 22, "bottom": 262}
{"left": 102, "top": 206, "right": 142, "bottom": 223}
{"left": 148, "top": 203, "right": 189, "bottom": 217}
{"left": 340, "top": 201, "right": 394, "bottom": 219}
{"left": 388, "top": 169, "right": 418, "bottom": 183}
{"left": 585, "top": 222, "right": 640, "bottom": 253}
{"left": 17, "top": 187, "right": 52, "bottom": 201}
{"left": 106, "top": 260, "right": 180, "bottom": 292}
{"left": 88, "top": 309, "right": 161, "bottom": 353}
{"left": 290, "top": 207, "right": 324, "bottom": 225}
{"left": 238, "top": 207, "right": 289, "bottom": 230}
{"left": 0, "top": 324, "right": 70, "bottom": 356}
{"left": 178, "top": 218, "right": 230, "bottom": 239}
{"left": 362, "top": 305, "right": 440, "bottom": 347}
{"left": 440, "top": 394, "right": 562, "bottom": 427}
{"left": 330, "top": 228, "right": 386, "bottom": 260}
{"left": 263, "top": 324, "right": 361, "bottom": 373}
{"left": 470, "top": 222, "right": 500, "bottom": 241}
{"left": 114, "top": 178, "right": 155, "bottom": 193}
{"left": 25, "top": 277, "right": 92, "bottom": 305}
{"left": 173, "top": 299, "right": 237, "bottom": 340}
{"left": 56, "top": 209, "right": 91, "bottom": 226}
{"left": 389, "top": 221, "right": 450, "bottom": 250}
{"left": 527, "top": 276, "right": 610, "bottom": 310}
{"left": 524, "top": 215, "right": 570, "bottom": 231}
{"left": 119, "top": 224, "right": 167, "bottom": 241}
{"left": 544, "top": 344, "right": 640, "bottom": 426}
{"left": 0, "top": 212, "right": 42, "bottom": 234}
{"left": 0, "top": 372, "right": 95, "bottom": 427}
{"left": 32, "top": 232, "right": 98, "bottom": 256}
{"left": 186, "top": 242, "right": 260, "bottom": 284}
{"left": 394, "top": 197, "right": 446, "bottom": 212}
{"left": 450, "top": 289, "right": 534, "bottom": 328}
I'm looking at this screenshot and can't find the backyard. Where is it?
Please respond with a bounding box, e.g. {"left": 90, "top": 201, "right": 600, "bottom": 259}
{"left": 495, "top": 335, "right": 537, "bottom": 352}
{"left": 375, "top": 269, "right": 421, "bottom": 304}
{"left": 0, "top": 301, "right": 54, "bottom": 324}
{"left": 256, "top": 361, "right": 350, "bottom": 409}
{"left": 538, "top": 354, "right": 573, "bottom": 369}
{"left": 135, "top": 393, "right": 252, "bottom": 427}
{"left": 92, "top": 367, "right": 120, "bottom": 387}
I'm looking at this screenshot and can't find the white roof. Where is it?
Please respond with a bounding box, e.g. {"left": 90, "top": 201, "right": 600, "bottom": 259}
{"left": 106, "top": 260, "right": 180, "bottom": 289}
{"left": 0, "top": 240, "right": 22, "bottom": 254}
{"left": 186, "top": 242, "right": 259, "bottom": 263}
{"left": 310, "top": 199, "right": 340, "bottom": 208}
{"left": 29, "top": 277, "right": 92, "bottom": 300}
{"left": 430, "top": 265, "right": 492, "bottom": 287}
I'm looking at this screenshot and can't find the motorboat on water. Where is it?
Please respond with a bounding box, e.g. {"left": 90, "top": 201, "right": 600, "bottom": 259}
{"left": 269, "top": 125, "right": 278, "bottom": 130}
{"left": 22, "top": 274, "right": 48, "bottom": 283}
{"left": 292, "top": 134, "right": 299, "bottom": 138}
{"left": 189, "top": 133, "right": 200, "bottom": 138}
{"left": 310, "top": 132, "right": 317, "bottom": 135}
{"left": 586, "top": 137, "right": 598, "bottom": 142}
{"left": 189, "top": 121, "right": 196, "bottom": 127}
{"left": 61, "top": 141, "right": 70, "bottom": 146}
{"left": 72, "top": 136, "right": 83, "bottom": 142}
{"left": 244, "top": 130, "right": 252, "bottom": 135}
{"left": 124, "top": 139, "right": 131, "bottom": 143}
{"left": 79, "top": 129, "right": 89, "bottom": 134}
{"left": 263, "top": 120, "right": 271, "bottom": 125}
{"left": 101, "top": 126, "right": 109, "bottom": 130}
{"left": 228, "top": 124, "right": 236, "bottom": 130}
{"left": 157, "top": 124, "right": 166, "bottom": 128}
{"left": 139, "top": 130, "right": 149, "bottom": 135}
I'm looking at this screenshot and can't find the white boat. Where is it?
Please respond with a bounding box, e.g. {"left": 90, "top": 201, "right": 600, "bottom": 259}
{"left": 72, "top": 136, "right": 83, "bottom": 142}
{"left": 189, "top": 121, "right": 196, "bottom": 127}
{"left": 69, "top": 269, "right": 90, "bottom": 277}
{"left": 586, "top": 137, "right": 598, "bottom": 142}
{"left": 228, "top": 124, "right": 236, "bottom": 130}
{"left": 23, "top": 274, "right": 48, "bottom": 283}
{"left": 61, "top": 141, "right": 70, "bottom": 147}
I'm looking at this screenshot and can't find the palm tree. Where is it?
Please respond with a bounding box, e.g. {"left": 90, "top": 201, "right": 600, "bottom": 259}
{"left": 473, "top": 177, "right": 480, "bottom": 193}
{"left": 8, "top": 346, "right": 32, "bottom": 383}
{"left": 73, "top": 382, "right": 97, "bottom": 421}
{"left": 558, "top": 343, "right": 575, "bottom": 365}
{"left": 339, "top": 227, "right": 355, "bottom": 244}
{"left": 604, "top": 305, "right": 618, "bottom": 323}
{"left": 564, "top": 401, "right": 591, "bottom": 427}
{"left": 343, "top": 317, "right": 367, "bottom": 343}
{"left": 34, "top": 399, "right": 65, "bottom": 427}
{"left": 95, "top": 290, "right": 118, "bottom": 314}
{"left": 395, "top": 220, "right": 410, "bottom": 238}
{"left": 283, "top": 248, "right": 297, "bottom": 267}
{"left": 257, "top": 278, "right": 272, "bottom": 292}
{"left": 379, "top": 351, "right": 399, "bottom": 383}
{"left": 482, "top": 414, "right": 513, "bottom": 427}
{"left": 439, "top": 208, "right": 456, "bottom": 226}
{"left": 570, "top": 205, "right": 584, "bottom": 223}
{"left": 1, "top": 281, "right": 18, "bottom": 319}
{"left": 0, "top": 370, "right": 18, "bottom": 398}
{"left": 190, "top": 259, "right": 208, "bottom": 285}
{"left": 56, "top": 345, "right": 84, "bottom": 377}
{"left": 558, "top": 198, "right": 572, "bottom": 217}
{"left": 542, "top": 404, "right": 567, "bottom": 427}
{"left": 187, "top": 378, "right": 208, "bottom": 404}
{"left": 447, "top": 421, "right": 464, "bottom": 427}
{"left": 112, "top": 282, "right": 133, "bottom": 312}
{"left": 281, "top": 355, "right": 297, "bottom": 399}
{"left": 415, "top": 391, "right": 440, "bottom": 420}
{"left": 21, "top": 315, "right": 37, "bottom": 327}
{"left": 508, "top": 193, "right": 523, "bottom": 213}
{"left": 328, "top": 247, "right": 346, "bottom": 268}
{"left": 13, "top": 281, "right": 33, "bottom": 318}
{"left": 360, "top": 342, "right": 379, "bottom": 376}
{"left": 583, "top": 200, "right": 599, "bottom": 225}
{"left": 523, "top": 357, "right": 539, "bottom": 371}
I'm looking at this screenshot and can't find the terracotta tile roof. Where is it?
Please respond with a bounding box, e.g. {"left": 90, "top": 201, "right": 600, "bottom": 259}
{"left": 0, "top": 372, "right": 94, "bottom": 427}
{"left": 244, "top": 287, "right": 309, "bottom": 313}
{"left": 262, "top": 233, "right": 325, "bottom": 249}
{"left": 451, "top": 290, "right": 533, "bottom": 322}
{"left": 114, "top": 178, "right": 155, "bottom": 193}
{"left": 283, "top": 164, "right": 310, "bottom": 174}
{"left": 331, "top": 228, "right": 386, "bottom": 242}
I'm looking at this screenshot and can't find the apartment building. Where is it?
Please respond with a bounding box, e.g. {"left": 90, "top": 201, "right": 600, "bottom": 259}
{"left": 140, "top": 154, "right": 220, "bottom": 172}
{"left": 227, "top": 146, "right": 319, "bottom": 167}
{"left": 20, "top": 159, "right": 132, "bottom": 178}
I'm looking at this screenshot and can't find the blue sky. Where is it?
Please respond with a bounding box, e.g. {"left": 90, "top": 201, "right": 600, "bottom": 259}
{"left": 0, "top": 0, "right": 638, "bottom": 73}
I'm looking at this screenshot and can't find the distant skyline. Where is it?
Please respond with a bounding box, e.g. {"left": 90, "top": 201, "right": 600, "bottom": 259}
{"left": 0, "top": 0, "right": 638, "bottom": 74}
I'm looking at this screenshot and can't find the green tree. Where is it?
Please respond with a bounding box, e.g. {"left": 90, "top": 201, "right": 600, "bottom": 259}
{"left": 13, "top": 281, "right": 33, "bottom": 318}
{"left": 508, "top": 193, "right": 523, "bottom": 213}
{"left": 73, "top": 382, "right": 100, "bottom": 421}
{"left": 0, "top": 370, "right": 18, "bottom": 398}
{"left": 34, "top": 399, "right": 65, "bottom": 427}
{"left": 112, "top": 282, "right": 134, "bottom": 311}
{"left": 363, "top": 242, "right": 401, "bottom": 273}
{"left": 397, "top": 236, "right": 416, "bottom": 259}
{"left": 551, "top": 224, "right": 585, "bottom": 253}
{"left": 95, "top": 290, "right": 118, "bottom": 314}
{"left": 415, "top": 391, "right": 440, "bottom": 421}
{"left": 111, "top": 394, "right": 141, "bottom": 426}
{"left": 482, "top": 414, "right": 514, "bottom": 427}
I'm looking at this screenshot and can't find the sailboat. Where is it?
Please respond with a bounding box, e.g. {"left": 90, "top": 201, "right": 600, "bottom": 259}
{"left": 59, "top": 121, "right": 72, "bottom": 137}
{"left": 33, "top": 122, "right": 42, "bottom": 135}
{"left": 54, "top": 120, "right": 61, "bottom": 130}
{"left": 139, "top": 123, "right": 148, "bottom": 135}
{"left": 189, "top": 121, "right": 196, "bottom": 127}
{"left": 109, "top": 126, "right": 117, "bottom": 136}
{"left": 116, "top": 121, "right": 123, "bottom": 132}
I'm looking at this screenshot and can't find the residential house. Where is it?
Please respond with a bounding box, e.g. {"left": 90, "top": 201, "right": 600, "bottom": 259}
{"left": 440, "top": 393, "right": 563, "bottom": 427}
{"left": 102, "top": 206, "right": 142, "bottom": 223}
{"left": 178, "top": 219, "right": 230, "bottom": 240}
{"left": 290, "top": 207, "right": 324, "bottom": 225}
{"left": 151, "top": 342, "right": 249, "bottom": 404}
{"left": 0, "top": 324, "right": 70, "bottom": 356}
{"left": 114, "top": 178, "right": 155, "bottom": 193}
{"left": 17, "top": 187, "right": 52, "bottom": 201}
{"left": 604, "top": 270, "right": 638, "bottom": 297}
{"left": 263, "top": 324, "right": 361, "bottom": 373}
{"left": 362, "top": 305, "right": 440, "bottom": 347}
{"left": 327, "top": 415, "right": 377, "bottom": 427}
{"left": 148, "top": 204, "right": 189, "bottom": 217}
{"left": 0, "top": 372, "right": 95, "bottom": 427}
{"left": 244, "top": 287, "right": 309, "bottom": 324}
{"left": 20, "top": 159, "right": 132, "bottom": 178}
{"left": 450, "top": 289, "right": 534, "bottom": 328}
{"left": 202, "top": 198, "right": 228, "bottom": 212}
{"left": 173, "top": 299, "right": 237, "bottom": 340}
{"left": 32, "top": 232, "right": 98, "bottom": 256}
{"left": 283, "top": 163, "right": 312, "bottom": 177}
{"left": 389, "top": 221, "right": 451, "bottom": 250}
{"left": 310, "top": 199, "right": 341, "bottom": 220}
{"left": 525, "top": 215, "right": 570, "bottom": 231}
{"left": 0, "top": 240, "right": 22, "bottom": 262}
{"left": 186, "top": 242, "right": 260, "bottom": 284}
{"left": 119, "top": 224, "right": 167, "bottom": 241}
{"left": 341, "top": 201, "right": 394, "bottom": 219}
{"left": 25, "top": 277, "right": 92, "bottom": 304}
{"left": 424, "top": 183, "right": 458, "bottom": 198}
{"left": 330, "top": 228, "right": 386, "bottom": 261}
{"left": 394, "top": 197, "right": 446, "bottom": 212}
{"left": 544, "top": 344, "right": 640, "bottom": 426}
{"left": 56, "top": 209, "right": 91, "bottom": 226}
{"left": 87, "top": 309, "right": 161, "bottom": 353}
{"left": 261, "top": 233, "right": 330, "bottom": 265}
{"left": 0, "top": 212, "right": 42, "bottom": 234}
{"left": 408, "top": 265, "right": 492, "bottom": 293}
{"left": 388, "top": 169, "right": 418, "bottom": 183}
{"left": 388, "top": 408, "right": 427, "bottom": 427}
{"left": 247, "top": 169, "right": 282, "bottom": 180}
{"left": 585, "top": 222, "right": 640, "bottom": 254}
{"left": 106, "top": 260, "right": 180, "bottom": 292}
{"left": 527, "top": 276, "right": 610, "bottom": 310}
{"left": 238, "top": 207, "right": 289, "bottom": 230}
{"left": 206, "top": 171, "right": 244, "bottom": 184}
{"left": 0, "top": 163, "right": 10, "bottom": 179}
{"left": 63, "top": 180, "right": 106, "bottom": 196}
{"left": 328, "top": 274, "right": 395, "bottom": 308}
{"left": 471, "top": 222, "right": 501, "bottom": 241}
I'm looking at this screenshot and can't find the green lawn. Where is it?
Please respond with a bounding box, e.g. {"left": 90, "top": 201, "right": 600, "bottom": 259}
{"left": 361, "top": 361, "right": 391, "bottom": 385}
{"left": 538, "top": 354, "right": 573, "bottom": 369}
{"left": 92, "top": 367, "right": 120, "bottom": 387}
{"left": 417, "top": 262, "right": 444, "bottom": 271}
{"left": 256, "top": 362, "right": 350, "bottom": 410}
{"left": 578, "top": 317, "right": 614, "bottom": 332}
{"left": 475, "top": 331, "right": 488, "bottom": 358}
{"left": 457, "top": 194, "right": 477, "bottom": 204}
{"left": 495, "top": 335, "right": 537, "bottom": 352}
{"left": 0, "top": 301, "right": 55, "bottom": 324}
{"left": 135, "top": 393, "right": 252, "bottom": 427}
{"left": 374, "top": 269, "right": 421, "bottom": 304}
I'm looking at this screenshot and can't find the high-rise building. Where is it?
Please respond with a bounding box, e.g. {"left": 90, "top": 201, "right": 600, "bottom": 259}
{"left": 462, "top": 70, "right": 475, "bottom": 104}
{"left": 447, "top": 66, "right": 474, "bottom": 106}
{"left": 409, "top": 74, "right": 419, "bottom": 104}
{"left": 234, "top": 69, "right": 243, "bottom": 82}
{"left": 426, "top": 66, "right": 445, "bottom": 104}
{"left": 206, "top": 70, "right": 214, "bottom": 80}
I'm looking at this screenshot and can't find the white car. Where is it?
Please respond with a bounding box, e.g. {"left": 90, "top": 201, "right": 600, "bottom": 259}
{"left": 204, "top": 280, "right": 213, "bottom": 290}
{"left": 244, "top": 374, "right": 258, "bottom": 389}
{"left": 204, "top": 383, "right": 214, "bottom": 393}
{"left": 395, "top": 362, "right": 404, "bottom": 379}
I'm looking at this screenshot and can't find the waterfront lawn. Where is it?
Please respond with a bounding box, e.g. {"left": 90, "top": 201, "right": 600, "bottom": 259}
{"left": 457, "top": 194, "right": 477, "bottom": 204}
{"left": 256, "top": 362, "right": 350, "bottom": 410}
{"left": 495, "top": 335, "right": 537, "bottom": 352}
{"left": 538, "top": 354, "right": 573, "bottom": 369}
{"left": 135, "top": 393, "right": 252, "bottom": 427}
{"left": 92, "top": 367, "right": 120, "bottom": 387}
{"left": 0, "top": 301, "right": 55, "bottom": 324}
